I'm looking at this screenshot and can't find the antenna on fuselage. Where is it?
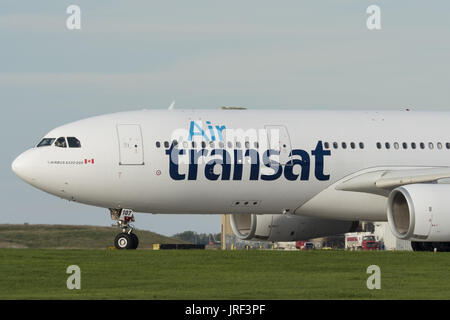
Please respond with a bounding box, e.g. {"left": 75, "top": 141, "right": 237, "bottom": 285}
{"left": 168, "top": 101, "right": 175, "bottom": 110}
{"left": 220, "top": 106, "right": 246, "bottom": 110}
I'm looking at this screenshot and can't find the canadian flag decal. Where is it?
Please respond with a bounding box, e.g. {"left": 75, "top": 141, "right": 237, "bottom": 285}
{"left": 84, "top": 159, "right": 95, "bottom": 164}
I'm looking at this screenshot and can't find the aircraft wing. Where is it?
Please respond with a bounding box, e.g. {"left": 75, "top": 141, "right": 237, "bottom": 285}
{"left": 335, "top": 167, "right": 450, "bottom": 196}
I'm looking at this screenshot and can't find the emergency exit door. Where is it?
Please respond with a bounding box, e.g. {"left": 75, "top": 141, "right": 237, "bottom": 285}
{"left": 117, "top": 124, "right": 145, "bottom": 165}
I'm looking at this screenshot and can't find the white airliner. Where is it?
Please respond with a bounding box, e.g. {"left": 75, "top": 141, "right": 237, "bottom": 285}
{"left": 11, "top": 108, "right": 450, "bottom": 251}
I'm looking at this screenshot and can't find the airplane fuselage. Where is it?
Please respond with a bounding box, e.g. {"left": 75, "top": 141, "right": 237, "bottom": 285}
{"left": 12, "top": 109, "right": 450, "bottom": 222}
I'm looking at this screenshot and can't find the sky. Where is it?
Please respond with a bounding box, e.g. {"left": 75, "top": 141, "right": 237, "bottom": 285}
{"left": 1, "top": 1, "right": 450, "bottom": 236}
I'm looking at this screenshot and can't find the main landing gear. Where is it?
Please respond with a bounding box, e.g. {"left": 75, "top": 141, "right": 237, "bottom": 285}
{"left": 110, "top": 208, "right": 139, "bottom": 250}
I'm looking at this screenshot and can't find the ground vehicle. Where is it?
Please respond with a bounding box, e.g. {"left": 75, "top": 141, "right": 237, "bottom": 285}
{"left": 304, "top": 242, "right": 315, "bottom": 250}
{"left": 345, "top": 232, "right": 378, "bottom": 250}
{"left": 295, "top": 241, "right": 315, "bottom": 250}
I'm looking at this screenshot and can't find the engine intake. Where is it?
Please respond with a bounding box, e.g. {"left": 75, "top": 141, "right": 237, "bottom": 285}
{"left": 387, "top": 184, "right": 450, "bottom": 241}
{"left": 230, "top": 214, "right": 257, "bottom": 240}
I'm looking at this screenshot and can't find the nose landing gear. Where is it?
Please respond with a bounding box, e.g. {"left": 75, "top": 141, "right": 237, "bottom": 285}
{"left": 110, "top": 208, "right": 139, "bottom": 249}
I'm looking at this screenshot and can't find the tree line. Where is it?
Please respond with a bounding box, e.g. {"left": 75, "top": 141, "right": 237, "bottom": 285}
{"left": 172, "top": 231, "right": 221, "bottom": 245}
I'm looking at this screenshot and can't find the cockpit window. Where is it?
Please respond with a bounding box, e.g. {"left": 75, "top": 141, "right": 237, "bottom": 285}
{"left": 37, "top": 138, "right": 56, "bottom": 147}
{"left": 67, "top": 137, "right": 81, "bottom": 148}
{"left": 55, "top": 137, "right": 67, "bottom": 148}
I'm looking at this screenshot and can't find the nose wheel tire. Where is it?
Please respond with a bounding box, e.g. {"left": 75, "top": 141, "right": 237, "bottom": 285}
{"left": 114, "top": 232, "right": 139, "bottom": 250}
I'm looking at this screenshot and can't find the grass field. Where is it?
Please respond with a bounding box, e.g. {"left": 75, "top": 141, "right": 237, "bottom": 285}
{"left": 1, "top": 249, "right": 450, "bottom": 300}
{"left": 0, "top": 224, "right": 185, "bottom": 249}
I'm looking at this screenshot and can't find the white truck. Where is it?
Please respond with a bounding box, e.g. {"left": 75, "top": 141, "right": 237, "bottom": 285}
{"left": 345, "top": 232, "right": 378, "bottom": 251}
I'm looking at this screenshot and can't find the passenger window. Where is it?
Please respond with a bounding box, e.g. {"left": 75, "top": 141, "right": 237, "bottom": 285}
{"left": 55, "top": 137, "right": 67, "bottom": 148}
{"left": 446, "top": 143, "right": 450, "bottom": 149}
{"left": 420, "top": 142, "right": 425, "bottom": 149}
{"left": 376, "top": 142, "right": 381, "bottom": 149}
{"left": 324, "top": 142, "right": 330, "bottom": 149}
{"left": 350, "top": 142, "right": 355, "bottom": 149}
{"left": 209, "top": 141, "right": 215, "bottom": 148}
{"left": 429, "top": 142, "right": 434, "bottom": 149}
{"left": 385, "top": 142, "right": 390, "bottom": 149}
{"left": 342, "top": 142, "right": 347, "bottom": 149}
{"left": 201, "top": 141, "right": 206, "bottom": 148}
{"left": 227, "top": 141, "right": 233, "bottom": 148}
{"left": 67, "top": 137, "right": 81, "bottom": 148}
{"left": 254, "top": 142, "right": 259, "bottom": 148}
{"left": 359, "top": 142, "right": 364, "bottom": 149}
{"left": 411, "top": 142, "right": 416, "bottom": 149}
{"left": 236, "top": 141, "right": 241, "bottom": 148}
{"left": 156, "top": 141, "right": 161, "bottom": 148}
{"left": 164, "top": 141, "right": 169, "bottom": 148}
{"left": 37, "top": 138, "right": 55, "bottom": 147}
{"left": 394, "top": 142, "right": 399, "bottom": 150}
{"left": 183, "top": 141, "right": 188, "bottom": 148}
{"left": 402, "top": 142, "right": 407, "bottom": 149}
{"left": 245, "top": 141, "right": 250, "bottom": 149}
{"left": 333, "top": 142, "right": 338, "bottom": 149}
{"left": 437, "top": 142, "right": 442, "bottom": 149}
{"left": 219, "top": 141, "right": 224, "bottom": 148}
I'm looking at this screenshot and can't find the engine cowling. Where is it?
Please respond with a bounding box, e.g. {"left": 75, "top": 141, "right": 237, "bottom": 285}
{"left": 387, "top": 184, "right": 450, "bottom": 241}
{"left": 230, "top": 213, "right": 358, "bottom": 242}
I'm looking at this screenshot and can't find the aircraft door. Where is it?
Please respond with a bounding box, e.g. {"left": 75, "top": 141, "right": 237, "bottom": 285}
{"left": 117, "top": 124, "right": 145, "bottom": 165}
{"left": 265, "top": 125, "right": 292, "bottom": 165}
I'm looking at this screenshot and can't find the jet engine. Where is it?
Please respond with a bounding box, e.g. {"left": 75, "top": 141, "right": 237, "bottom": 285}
{"left": 387, "top": 184, "right": 450, "bottom": 242}
{"left": 229, "top": 213, "right": 358, "bottom": 242}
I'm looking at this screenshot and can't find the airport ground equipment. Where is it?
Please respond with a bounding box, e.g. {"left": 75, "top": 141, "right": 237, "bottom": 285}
{"left": 345, "top": 232, "right": 378, "bottom": 250}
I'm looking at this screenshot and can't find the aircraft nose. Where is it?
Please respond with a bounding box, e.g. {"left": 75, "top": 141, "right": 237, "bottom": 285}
{"left": 12, "top": 151, "right": 32, "bottom": 181}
